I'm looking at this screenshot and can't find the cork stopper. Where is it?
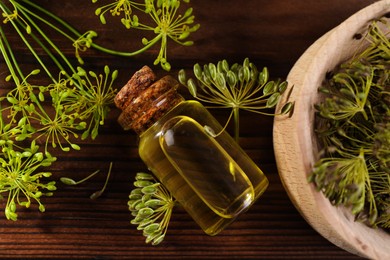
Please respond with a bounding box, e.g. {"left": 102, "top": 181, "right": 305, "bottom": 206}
{"left": 115, "top": 66, "right": 184, "bottom": 134}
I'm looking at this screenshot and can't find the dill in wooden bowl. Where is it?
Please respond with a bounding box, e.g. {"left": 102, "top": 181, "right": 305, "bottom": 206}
{"left": 273, "top": 1, "right": 390, "bottom": 259}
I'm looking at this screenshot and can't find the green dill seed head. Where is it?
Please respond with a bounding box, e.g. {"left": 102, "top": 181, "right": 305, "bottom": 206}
{"left": 311, "top": 18, "right": 390, "bottom": 229}
{"left": 178, "top": 58, "right": 294, "bottom": 141}
{"left": 128, "top": 172, "right": 176, "bottom": 245}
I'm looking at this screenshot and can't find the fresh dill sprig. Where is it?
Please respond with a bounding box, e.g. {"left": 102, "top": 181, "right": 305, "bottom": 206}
{"left": 128, "top": 172, "right": 176, "bottom": 245}
{"left": 0, "top": 66, "right": 118, "bottom": 153}
{"left": 310, "top": 18, "right": 390, "bottom": 229}
{"left": 0, "top": 0, "right": 119, "bottom": 219}
{"left": 92, "top": 0, "right": 200, "bottom": 71}
{"left": 178, "top": 58, "right": 294, "bottom": 141}
{"left": 0, "top": 139, "right": 57, "bottom": 221}
{"left": 93, "top": 0, "right": 143, "bottom": 28}
{"left": 65, "top": 66, "right": 118, "bottom": 140}
{"left": 1, "top": 0, "right": 196, "bottom": 221}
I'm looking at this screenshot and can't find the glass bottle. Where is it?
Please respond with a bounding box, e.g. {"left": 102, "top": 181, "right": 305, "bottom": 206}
{"left": 115, "top": 66, "right": 269, "bottom": 236}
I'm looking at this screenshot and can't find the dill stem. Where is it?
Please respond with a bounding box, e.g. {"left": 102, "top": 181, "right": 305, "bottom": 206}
{"left": 233, "top": 106, "right": 240, "bottom": 143}
{"left": 20, "top": 0, "right": 162, "bottom": 57}
{"left": 12, "top": 1, "right": 76, "bottom": 76}
{"left": 0, "top": 27, "right": 22, "bottom": 82}
{"left": 92, "top": 34, "right": 163, "bottom": 57}
{"left": 0, "top": 2, "right": 60, "bottom": 82}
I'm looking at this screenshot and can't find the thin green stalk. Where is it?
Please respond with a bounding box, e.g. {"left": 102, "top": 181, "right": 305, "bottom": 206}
{"left": 0, "top": 27, "right": 22, "bottom": 82}
{"left": 12, "top": 1, "right": 77, "bottom": 75}
{"left": 0, "top": 3, "right": 58, "bottom": 82}
{"left": 0, "top": 28, "right": 25, "bottom": 79}
{"left": 20, "top": 0, "right": 162, "bottom": 57}
{"left": 92, "top": 34, "right": 163, "bottom": 57}
{"left": 233, "top": 106, "right": 240, "bottom": 142}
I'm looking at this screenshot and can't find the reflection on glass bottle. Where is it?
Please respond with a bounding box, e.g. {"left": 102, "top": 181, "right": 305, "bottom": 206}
{"left": 115, "top": 66, "right": 269, "bottom": 235}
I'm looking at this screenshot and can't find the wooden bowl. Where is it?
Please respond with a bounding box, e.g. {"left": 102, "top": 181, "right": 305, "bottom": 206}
{"left": 273, "top": 1, "right": 390, "bottom": 259}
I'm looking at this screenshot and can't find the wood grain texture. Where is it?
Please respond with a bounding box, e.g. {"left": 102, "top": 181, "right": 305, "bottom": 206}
{"left": 0, "top": 0, "right": 379, "bottom": 259}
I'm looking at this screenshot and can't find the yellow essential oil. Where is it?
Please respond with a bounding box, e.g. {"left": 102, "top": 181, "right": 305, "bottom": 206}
{"left": 115, "top": 66, "right": 269, "bottom": 235}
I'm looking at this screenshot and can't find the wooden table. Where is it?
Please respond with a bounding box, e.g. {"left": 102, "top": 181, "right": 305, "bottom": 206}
{"left": 0, "top": 0, "right": 377, "bottom": 258}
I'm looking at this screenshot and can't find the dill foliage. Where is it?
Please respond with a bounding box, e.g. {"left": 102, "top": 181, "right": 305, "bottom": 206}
{"left": 92, "top": 0, "right": 200, "bottom": 71}
{"left": 0, "top": 0, "right": 118, "bottom": 220}
{"left": 0, "top": 0, "right": 198, "bottom": 220}
{"left": 310, "top": 18, "right": 390, "bottom": 229}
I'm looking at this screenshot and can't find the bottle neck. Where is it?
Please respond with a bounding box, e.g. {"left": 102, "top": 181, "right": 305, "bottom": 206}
{"left": 115, "top": 66, "right": 184, "bottom": 135}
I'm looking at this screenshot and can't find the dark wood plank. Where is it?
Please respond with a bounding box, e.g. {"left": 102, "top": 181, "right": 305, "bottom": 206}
{"left": 0, "top": 0, "right": 377, "bottom": 258}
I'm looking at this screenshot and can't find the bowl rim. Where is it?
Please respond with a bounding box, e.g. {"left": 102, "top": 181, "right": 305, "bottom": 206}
{"left": 273, "top": 1, "right": 390, "bottom": 259}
